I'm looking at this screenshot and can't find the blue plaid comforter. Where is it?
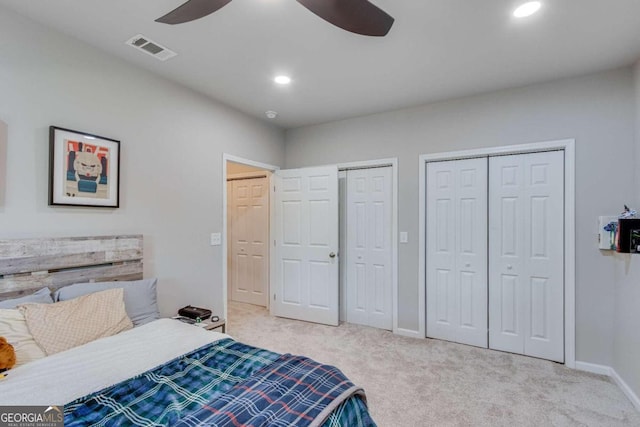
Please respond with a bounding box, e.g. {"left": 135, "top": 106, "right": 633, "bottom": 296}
{"left": 64, "top": 338, "right": 376, "bottom": 427}
{"left": 175, "top": 354, "right": 372, "bottom": 427}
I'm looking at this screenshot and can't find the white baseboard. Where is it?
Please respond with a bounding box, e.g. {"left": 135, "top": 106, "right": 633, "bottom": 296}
{"left": 611, "top": 368, "right": 640, "bottom": 412}
{"left": 575, "top": 361, "right": 611, "bottom": 376}
{"left": 575, "top": 361, "right": 640, "bottom": 411}
{"left": 394, "top": 327, "right": 422, "bottom": 338}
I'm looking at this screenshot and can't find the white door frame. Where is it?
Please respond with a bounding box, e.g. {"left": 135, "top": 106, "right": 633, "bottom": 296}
{"left": 337, "top": 158, "right": 399, "bottom": 334}
{"left": 418, "top": 140, "right": 576, "bottom": 368}
{"left": 222, "top": 154, "right": 280, "bottom": 323}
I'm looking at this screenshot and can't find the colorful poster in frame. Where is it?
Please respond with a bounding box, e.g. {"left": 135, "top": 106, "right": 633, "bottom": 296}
{"left": 48, "top": 126, "right": 120, "bottom": 207}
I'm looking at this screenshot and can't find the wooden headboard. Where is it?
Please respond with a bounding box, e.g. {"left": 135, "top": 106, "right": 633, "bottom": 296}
{"left": 0, "top": 235, "right": 143, "bottom": 301}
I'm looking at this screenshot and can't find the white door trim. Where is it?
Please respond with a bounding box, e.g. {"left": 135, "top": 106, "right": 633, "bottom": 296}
{"left": 337, "top": 158, "right": 399, "bottom": 334}
{"left": 418, "top": 140, "right": 576, "bottom": 368}
{"left": 222, "top": 154, "right": 280, "bottom": 323}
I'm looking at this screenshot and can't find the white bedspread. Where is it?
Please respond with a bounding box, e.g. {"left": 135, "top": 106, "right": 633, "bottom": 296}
{"left": 0, "top": 318, "right": 230, "bottom": 405}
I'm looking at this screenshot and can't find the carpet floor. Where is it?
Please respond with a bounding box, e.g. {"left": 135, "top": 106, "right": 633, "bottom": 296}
{"left": 227, "top": 301, "right": 640, "bottom": 426}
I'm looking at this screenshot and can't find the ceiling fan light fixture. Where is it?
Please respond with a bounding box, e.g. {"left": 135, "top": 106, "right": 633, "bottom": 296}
{"left": 513, "top": 1, "right": 542, "bottom": 18}
{"left": 156, "top": 0, "right": 395, "bottom": 37}
{"left": 274, "top": 75, "right": 292, "bottom": 85}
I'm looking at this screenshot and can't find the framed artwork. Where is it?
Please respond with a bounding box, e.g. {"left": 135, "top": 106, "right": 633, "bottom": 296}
{"left": 48, "top": 126, "right": 120, "bottom": 208}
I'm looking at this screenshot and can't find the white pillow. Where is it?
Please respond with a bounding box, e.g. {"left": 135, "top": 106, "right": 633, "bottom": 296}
{"left": 19, "top": 288, "right": 133, "bottom": 355}
{"left": 0, "top": 309, "right": 47, "bottom": 367}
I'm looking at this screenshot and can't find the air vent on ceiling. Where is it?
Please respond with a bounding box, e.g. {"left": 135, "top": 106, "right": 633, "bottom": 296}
{"left": 125, "top": 34, "right": 177, "bottom": 61}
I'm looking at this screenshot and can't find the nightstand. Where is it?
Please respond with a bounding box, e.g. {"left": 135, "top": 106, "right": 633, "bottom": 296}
{"left": 201, "top": 318, "right": 226, "bottom": 333}
{"left": 172, "top": 316, "right": 226, "bottom": 333}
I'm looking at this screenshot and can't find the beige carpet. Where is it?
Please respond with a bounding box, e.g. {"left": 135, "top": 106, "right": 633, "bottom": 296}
{"left": 227, "top": 301, "right": 640, "bottom": 426}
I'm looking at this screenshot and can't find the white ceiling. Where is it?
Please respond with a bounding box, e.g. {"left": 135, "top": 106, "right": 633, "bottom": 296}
{"left": 2, "top": 0, "right": 640, "bottom": 129}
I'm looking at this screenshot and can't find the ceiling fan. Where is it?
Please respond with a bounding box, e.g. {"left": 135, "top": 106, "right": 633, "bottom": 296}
{"left": 155, "top": 0, "right": 394, "bottom": 37}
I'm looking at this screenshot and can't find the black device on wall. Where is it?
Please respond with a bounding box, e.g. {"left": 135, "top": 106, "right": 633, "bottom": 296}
{"left": 616, "top": 218, "right": 640, "bottom": 253}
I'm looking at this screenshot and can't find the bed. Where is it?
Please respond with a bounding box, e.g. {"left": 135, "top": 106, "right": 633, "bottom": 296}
{"left": 0, "top": 235, "right": 375, "bottom": 426}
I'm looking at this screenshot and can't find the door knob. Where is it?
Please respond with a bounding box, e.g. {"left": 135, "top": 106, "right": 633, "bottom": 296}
{"left": 507, "top": 265, "right": 513, "bottom": 270}
{"left": 465, "top": 263, "right": 471, "bottom": 268}
{"left": 329, "top": 252, "right": 336, "bottom": 258}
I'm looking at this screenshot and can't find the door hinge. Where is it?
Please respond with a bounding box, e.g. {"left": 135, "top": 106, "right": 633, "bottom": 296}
{"left": 273, "top": 294, "right": 276, "bottom": 301}
{"left": 274, "top": 240, "right": 276, "bottom": 247}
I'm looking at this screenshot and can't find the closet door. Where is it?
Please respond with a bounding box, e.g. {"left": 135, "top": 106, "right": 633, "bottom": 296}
{"left": 229, "top": 177, "right": 269, "bottom": 307}
{"left": 426, "top": 158, "right": 488, "bottom": 347}
{"left": 489, "top": 151, "right": 564, "bottom": 362}
{"left": 345, "top": 167, "right": 393, "bottom": 330}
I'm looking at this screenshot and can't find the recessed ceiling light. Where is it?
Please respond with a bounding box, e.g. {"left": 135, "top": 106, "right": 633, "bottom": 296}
{"left": 265, "top": 110, "right": 278, "bottom": 119}
{"left": 274, "top": 75, "right": 291, "bottom": 85}
{"left": 513, "top": 1, "right": 541, "bottom": 18}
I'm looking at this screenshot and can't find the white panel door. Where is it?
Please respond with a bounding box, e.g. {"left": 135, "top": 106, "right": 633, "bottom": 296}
{"left": 345, "top": 167, "right": 393, "bottom": 330}
{"left": 426, "top": 158, "right": 488, "bottom": 348}
{"left": 489, "top": 151, "right": 564, "bottom": 362}
{"left": 338, "top": 171, "right": 348, "bottom": 322}
{"left": 273, "top": 166, "right": 339, "bottom": 326}
{"left": 228, "top": 177, "right": 269, "bottom": 307}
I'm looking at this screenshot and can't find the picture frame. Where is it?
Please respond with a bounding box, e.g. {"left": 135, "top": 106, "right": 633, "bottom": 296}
{"left": 48, "top": 126, "right": 120, "bottom": 208}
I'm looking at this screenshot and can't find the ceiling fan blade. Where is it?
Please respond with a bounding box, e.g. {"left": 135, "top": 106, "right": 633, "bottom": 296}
{"left": 156, "top": 0, "right": 232, "bottom": 25}
{"left": 296, "top": 0, "right": 394, "bottom": 37}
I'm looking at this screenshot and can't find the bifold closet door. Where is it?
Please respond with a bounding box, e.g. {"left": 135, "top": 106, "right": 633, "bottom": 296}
{"left": 489, "top": 151, "right": 564, "bottom": 363}
{"left": 426, "top": 158, "right": 488, "bottom": 348}
{"left": 345, "top": 167, "right": 393, "bottom": 330}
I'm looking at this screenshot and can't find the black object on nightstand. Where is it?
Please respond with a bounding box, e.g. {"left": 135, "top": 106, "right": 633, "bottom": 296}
{"left": 178, "top": 305, "right": 212, "bottom": 321}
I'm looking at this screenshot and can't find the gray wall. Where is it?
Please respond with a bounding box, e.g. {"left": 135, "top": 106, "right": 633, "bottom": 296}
{"left": 0, "top": 6, "right": 285, "bottom": 317}
{"left": 0, "top": 120, "right": 6, "bottom": 207}
{"left": 285, "top": 68, "right": 637, "bottom": 369}
{"left": 610, "top": 60, "right": 640, "bottom": 398}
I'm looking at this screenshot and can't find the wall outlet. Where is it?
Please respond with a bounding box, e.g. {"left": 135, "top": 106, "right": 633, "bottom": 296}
{"left": 210, "top": 232, "right": 221, "bottom": 246}
{"left": 400, "top": 232, "right": 408, "bottom": 243}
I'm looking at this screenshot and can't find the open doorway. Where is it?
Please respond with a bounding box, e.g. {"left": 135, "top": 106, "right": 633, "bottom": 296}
{"left": 222, "top": 155, "right": 279, "bottom": 327}
{"left": 227, "top": 162, "right": 270, "bottom": 307}
{"left": 222, "top": 155, "right": 398, "bottom": 335}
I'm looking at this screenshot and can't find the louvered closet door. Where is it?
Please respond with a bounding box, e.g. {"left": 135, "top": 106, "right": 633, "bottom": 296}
{"left": 489, "top": 151, "right": 564, "bottom": 363}
{"left": 426, "top": 158, "right": 488, "bottom": 348}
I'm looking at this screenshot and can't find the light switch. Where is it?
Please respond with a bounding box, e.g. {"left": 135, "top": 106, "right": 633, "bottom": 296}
{"left": 400, "top": 232, "right": 408, "bottom": 243}
{"left": 210, "top": 233, "right": 222, "bottom": 246}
